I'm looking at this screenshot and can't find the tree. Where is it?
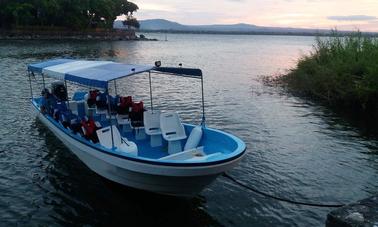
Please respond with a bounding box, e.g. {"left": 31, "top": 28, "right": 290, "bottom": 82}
{"left": 116, "top": 0, "right": 138, "bottom": 17}
{"left": 123, "top": 16, "right": 139, "bottom": 29}
{"left": 0, "top": 0, "right": 139, "bottom": 30}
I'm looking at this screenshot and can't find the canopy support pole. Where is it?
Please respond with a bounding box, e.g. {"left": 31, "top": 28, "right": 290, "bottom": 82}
{"left": 200, "top": 75, "right": 206, "bottom": 126}
{"left": 28, "top": 71, "right": 33, "bottom": 99}
{"left": 65, "top": 80, "right": 70, "bottom": 108}
{"left": 148, "top": 71, "right": 153, "bottom": 112}
{"left": 114, "top": 80, "right": 117, "bottom": 95}
{"left": 107, "top": 90, "right": 115, "bottom": 149}
{"left": 42, "top": 73, "right": 46, "bottom": 89}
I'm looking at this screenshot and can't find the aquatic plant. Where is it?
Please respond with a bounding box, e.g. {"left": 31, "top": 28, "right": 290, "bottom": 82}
{"left": 279, "top": 31, "right": 378, "bottom": 117}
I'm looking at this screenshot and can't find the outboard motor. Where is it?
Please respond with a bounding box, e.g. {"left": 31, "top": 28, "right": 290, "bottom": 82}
{"left": 51, "top": 81, "right": 68, "bottom": 101}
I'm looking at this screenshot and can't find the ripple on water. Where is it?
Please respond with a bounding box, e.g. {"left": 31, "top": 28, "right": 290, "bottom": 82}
{"left": 0, "top": 36, "right": 377, "bottom": 226}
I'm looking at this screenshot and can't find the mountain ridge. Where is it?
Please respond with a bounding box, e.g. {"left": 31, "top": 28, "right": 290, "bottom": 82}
{"left": 114, "top": 19, "right": 377, "bottom": 36}
{"left": 136, "top": 19, "right": 328, "bottom": 34}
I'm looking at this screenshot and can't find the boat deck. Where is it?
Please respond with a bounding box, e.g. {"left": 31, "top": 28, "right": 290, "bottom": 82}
{"left": 32, "top": 95, "right": 244, "bottom": 164}
{"left": 33, "top": 97, "right": 188, "bottom": 160}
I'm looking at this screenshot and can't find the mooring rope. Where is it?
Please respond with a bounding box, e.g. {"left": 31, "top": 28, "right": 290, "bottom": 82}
{"left": 222, "top": 173, "right": 345, "bottom": 208}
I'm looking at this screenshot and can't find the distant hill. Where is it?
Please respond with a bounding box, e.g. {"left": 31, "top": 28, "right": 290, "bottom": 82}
{"left": 114, "top": 19, "right": 377, "bottom": 36}
{"left": 136, "top": 19, "right": 329, "bottom": 35}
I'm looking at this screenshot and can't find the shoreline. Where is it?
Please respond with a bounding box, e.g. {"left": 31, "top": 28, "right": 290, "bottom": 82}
{"left": 139, "top": 29, "right": 378, "bottom": 37}
{"left": 0, "top": 29, "right": 157, "bottom": 41}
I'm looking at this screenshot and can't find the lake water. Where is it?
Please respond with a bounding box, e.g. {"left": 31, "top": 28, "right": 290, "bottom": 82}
{"left": 0, "top": 33, "right": 377, "bottom": 226}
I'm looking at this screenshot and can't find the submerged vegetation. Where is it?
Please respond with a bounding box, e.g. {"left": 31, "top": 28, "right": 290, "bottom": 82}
{"left": 278, "top": 32, "right": 378, "bottom": 118}
{"left": 0, "top": 0, "right": 139, "bottom": 30}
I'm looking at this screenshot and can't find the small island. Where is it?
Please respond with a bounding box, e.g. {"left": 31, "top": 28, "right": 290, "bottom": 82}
{"left": 0, "top": 0, "right": 149, "bottom": 40}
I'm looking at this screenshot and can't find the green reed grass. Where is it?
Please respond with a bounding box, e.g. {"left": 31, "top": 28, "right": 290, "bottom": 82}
{"left": 280, "top": 31, "right": 378, "bottom": 115}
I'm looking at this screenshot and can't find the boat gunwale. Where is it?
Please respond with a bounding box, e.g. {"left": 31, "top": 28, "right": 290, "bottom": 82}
{"left": 32, "top": 100, "right": 247, "bottom": 167}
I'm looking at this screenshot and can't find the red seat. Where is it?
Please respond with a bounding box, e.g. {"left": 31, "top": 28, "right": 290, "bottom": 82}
{"left": 81, "top": 117, "right": 99, "bottom": 142}
{"left": 130, "top": 101, "right": 144, "bottom": 127}
{"left": 87, "top": 90, "right": 99, "bottom": 107}
{"left": 117, "top": 96, "right": 133, "bottom": 115}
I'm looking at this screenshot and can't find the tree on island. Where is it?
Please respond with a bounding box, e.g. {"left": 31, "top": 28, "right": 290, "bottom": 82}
{"left": 120, "top": 1, "right": 139, "bottom": 29}
{"left": 0, "top": 0, "right": 139, "bottom": 30}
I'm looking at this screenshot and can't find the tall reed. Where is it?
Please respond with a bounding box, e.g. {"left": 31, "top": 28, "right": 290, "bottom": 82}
{"left": 280, "top": 31, "right": 378, "bottom": 115}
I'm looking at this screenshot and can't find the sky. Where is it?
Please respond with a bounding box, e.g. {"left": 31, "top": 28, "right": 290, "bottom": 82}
{"left": 128, "top": 0, "right": 378, "bottom": 32}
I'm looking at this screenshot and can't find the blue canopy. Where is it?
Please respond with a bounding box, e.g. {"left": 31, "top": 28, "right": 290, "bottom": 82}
{"left": 28, "top": 59, "right": 202, "bottom": 89}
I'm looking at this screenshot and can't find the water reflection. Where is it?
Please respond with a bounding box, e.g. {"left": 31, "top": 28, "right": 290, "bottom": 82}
{"left": 1, "top": 34, "right": 378, "bottom": 226}
{"left": 34, "top": 120, "right": 220, "bottom": 226}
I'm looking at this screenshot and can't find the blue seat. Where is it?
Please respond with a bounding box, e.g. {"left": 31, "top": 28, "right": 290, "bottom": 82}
{"left": 72, "top": 91, "right": 87, "bottom": 101}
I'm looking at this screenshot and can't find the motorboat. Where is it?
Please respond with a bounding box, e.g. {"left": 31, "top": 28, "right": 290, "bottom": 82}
{"left": 27, "top": 58, "right": 246, "bottom": 197}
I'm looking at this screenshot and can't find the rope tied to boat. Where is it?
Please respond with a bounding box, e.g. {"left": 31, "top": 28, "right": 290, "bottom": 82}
{"left": 222, "top": 173, "right": 346, "bottom": 208}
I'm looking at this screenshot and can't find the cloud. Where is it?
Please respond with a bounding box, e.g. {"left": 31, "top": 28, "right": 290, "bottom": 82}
{"left": 327, "top": 15, "right": 377, "bottom": 21}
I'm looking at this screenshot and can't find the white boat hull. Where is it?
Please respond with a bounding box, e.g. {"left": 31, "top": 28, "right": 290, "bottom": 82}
{"left": 34, "top": 105, "right": 244, "bottom": 196}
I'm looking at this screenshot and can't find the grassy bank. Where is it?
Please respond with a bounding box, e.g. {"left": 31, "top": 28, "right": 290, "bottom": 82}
{"left": 278, "top": 32, "right": 378, "bottom": 118}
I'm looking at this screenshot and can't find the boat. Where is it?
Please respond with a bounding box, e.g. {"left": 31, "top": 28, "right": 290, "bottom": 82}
{"left": 27, "top": 58, "right": 246, "bottom": 197}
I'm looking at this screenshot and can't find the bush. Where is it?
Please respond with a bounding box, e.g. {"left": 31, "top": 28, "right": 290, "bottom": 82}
{"left": 279, "top": 31, "right": 378, "bottom": 116}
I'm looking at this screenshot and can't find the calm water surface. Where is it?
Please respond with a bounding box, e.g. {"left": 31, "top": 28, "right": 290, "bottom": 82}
{"left": 0, "top": 34, "right": 377, "bottom": 227}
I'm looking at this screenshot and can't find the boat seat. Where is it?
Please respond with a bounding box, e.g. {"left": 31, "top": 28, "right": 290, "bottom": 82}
{"left": 143, "top": 110, "right": 162, "bottom": 147}
{"left": 72, "top": 91, "right": 87, "bottom": 101}
{"left": 116, "top": 114, "right": 129, "bottom": 124}
{"left": 116, "top": 114, "right": 132, "bottom": 133}
{"left": 76, "top": 101, "right": 88, "bottom": 118}
{"left": 96, "top": 107, "right": 108, "bottom": 121}
{"left": 160, "top": 112, "right": 187, "bottom": 154}
{"left": 129, "top": 102, "right": 146, "bottom": 140}
{"left": 186, "top": 152, "right": 222, "bottom": 161}
{"left": 96, "top": 126, "right": 138, "bottom": 156}
{"left": 68, "top": 101, "right": 78, "bottom": 115}
{"left": 159, "top": 147, "right": 221, "bottom": 162}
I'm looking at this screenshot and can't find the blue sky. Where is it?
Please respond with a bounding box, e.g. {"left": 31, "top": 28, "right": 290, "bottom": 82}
{"left": 129, "top": 0, "right": 378, "bottom": 31}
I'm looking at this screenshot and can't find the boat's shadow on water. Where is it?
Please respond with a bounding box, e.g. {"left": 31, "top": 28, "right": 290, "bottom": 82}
{"left": 34, "top": 120, "right": 221, "bottom": 227}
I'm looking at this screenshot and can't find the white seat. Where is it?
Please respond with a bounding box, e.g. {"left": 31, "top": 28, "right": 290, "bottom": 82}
{"left": 116, "top": 114, "right": 132, "bottom": 133}
{"left": 160, "top": 112, "right": 187, "bottom": 154}
{"left": 144, "top": 111, "right": 162, "bottom": 147}
{"left": 117, "top": 114, "right": 129, "bottom": 124}
{"left": 159, "top": 147, "right": 204, "bottom": 161}
{"left": 68, "top": 101, "right": 78, "bottom": 115}
{"left": 96, "top": 126, "right": 138, "bottom": 155}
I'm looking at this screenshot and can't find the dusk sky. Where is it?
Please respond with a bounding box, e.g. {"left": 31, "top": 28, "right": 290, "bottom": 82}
{"left": 129, "top": 0, "right": 378, "bottom": 31}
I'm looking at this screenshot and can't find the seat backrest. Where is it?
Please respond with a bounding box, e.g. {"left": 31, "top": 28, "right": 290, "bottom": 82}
{"left": 69, "top": 101, "right": 78, "bottom": 113}
{"left": 117, "top": 96, "right": 132, "bottom": 114}
{"left": 96, "top": 125, "right": 123, "bottom": 149}
{"left": 55, "top": 101, "right": 68, "bottom": 112}
{"left": 130, "top": 101, "right": 144, "bottom": 127}
{"left": 120, "top": 96, "right": 132, "bottom": 108}
{"left": 96, "top": 126, "right": 113, "bottom": 149}
{"left": 96, "top": 92, "right": 108, "bottom": 109}
{"left": 160, "top": 112, "right": 186, "bottom": 139}
{"left": 87, "top": 90, "right": 99, "bottom": 107}
{"left": 110, "top": 125, "right": 122, "bottom": 147}
{"left": 72, "top": 91, "right": 87, "bottom": 101}
{"left": 82, "top": 118, "right": 96, "bottom": 136}
{"left": 144, "top": 111, "right": 161, "bottom": 130}
{"left": 131, "top": 101, "right": 144, "bottom": 113}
